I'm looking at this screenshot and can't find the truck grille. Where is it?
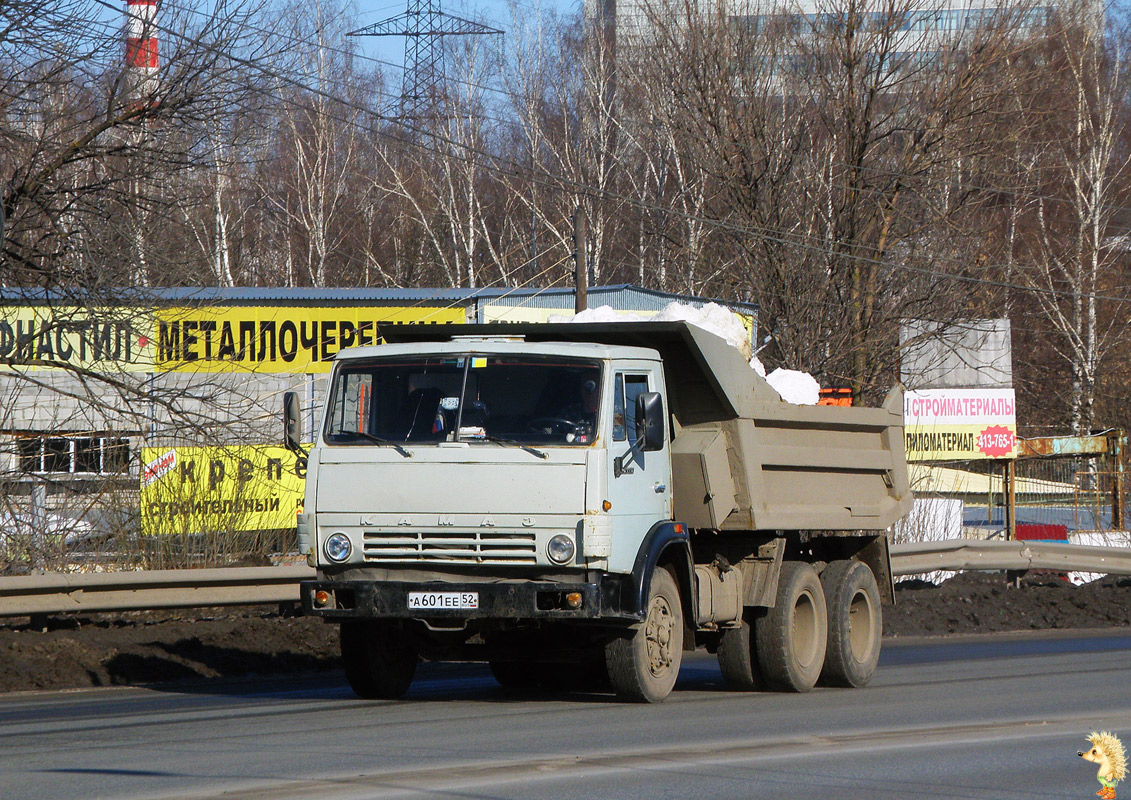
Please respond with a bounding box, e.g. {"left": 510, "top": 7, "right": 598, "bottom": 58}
{"left": 362, "top": 530, "right": 538, "bottom": 564}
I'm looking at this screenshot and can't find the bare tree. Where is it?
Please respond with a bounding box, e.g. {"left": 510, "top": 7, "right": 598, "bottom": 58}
{"left": 503, "top": 8, "right": 635, "bottom": 288}
{"left": 1014, "top": 2, "right": 1131, "bottom": 434}
{"left": 0, "top": 0, "right": 308, "bottom": 570}
{"left": 615, "top": 0, "right": 1038, "bottom": 400}
{"left": 257, "top": 0, "right": 372, "bottom": 287}
{"left": 1, "top": 0, "right": 276, "bottom": 286}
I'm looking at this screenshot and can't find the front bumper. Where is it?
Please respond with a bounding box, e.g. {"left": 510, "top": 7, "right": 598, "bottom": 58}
{"left": 301, "top": 576, "right": 639, "bottom": 622}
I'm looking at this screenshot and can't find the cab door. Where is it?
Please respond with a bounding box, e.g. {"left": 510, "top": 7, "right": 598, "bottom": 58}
{"left": 605, "top": 366, "right": 671, "bottom": 562}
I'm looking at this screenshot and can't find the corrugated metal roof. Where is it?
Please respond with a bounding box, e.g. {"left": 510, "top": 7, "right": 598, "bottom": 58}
{"left": 0, "top": 286, "right": 493, "bottom": 304}
{"left": 1, "top": 284, "right": 758, "bottom": 311}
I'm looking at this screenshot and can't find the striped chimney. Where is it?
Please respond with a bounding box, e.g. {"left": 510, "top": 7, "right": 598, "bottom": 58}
{"left": 125, "top": 0, "right": 159, "bottom": 109}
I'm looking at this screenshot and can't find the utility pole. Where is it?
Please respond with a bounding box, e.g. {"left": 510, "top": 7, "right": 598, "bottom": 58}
{"left": 1114, "top": 430, "right": 1126, "bottom": 530}
{"left": 573, "top": 206, "right": 587, "bottom": 313}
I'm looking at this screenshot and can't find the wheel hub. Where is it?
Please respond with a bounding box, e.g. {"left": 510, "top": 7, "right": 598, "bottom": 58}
{"left": 645, "top": 595, "right": 675, "bottom": 676}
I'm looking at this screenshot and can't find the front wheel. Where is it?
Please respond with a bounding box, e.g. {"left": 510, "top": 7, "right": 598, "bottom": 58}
{"left": 820, "top": 559, "right": 882, "bottom": 688}
{"left": 340, "top": 620, "right": 418, "bottom": 699}
{"left": 606, "top": 566, "right": 684, "bottom": 703}
{"left": 755, "top": 561, "right": 828, "bottom": 692}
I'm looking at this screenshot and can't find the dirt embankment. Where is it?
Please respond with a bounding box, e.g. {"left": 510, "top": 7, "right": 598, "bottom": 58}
{"left": 883, "top": 572, "right": 1131, "bottom": 636}
{"left": 0, "top": 608, "right": 339, "bottom": 693}
{"left": 0, "top": 572, "right": 1129, "bottom": 694}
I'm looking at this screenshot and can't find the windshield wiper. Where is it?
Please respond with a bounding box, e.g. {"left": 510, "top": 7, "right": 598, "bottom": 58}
{"left": 481, "top": 434, "right": 548, "bottom": 460}
{"left": 352, "top": 431, "right": 412, "bottom": 458}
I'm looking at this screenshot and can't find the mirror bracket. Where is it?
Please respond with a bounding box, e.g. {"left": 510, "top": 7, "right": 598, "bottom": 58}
{"left": 614, "top": 434, "right": 645, "bottom": 478}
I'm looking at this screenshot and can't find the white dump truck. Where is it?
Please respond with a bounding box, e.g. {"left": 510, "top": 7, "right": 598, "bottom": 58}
{"left": 284, "top": 321, "right": 912, "bottom": 702}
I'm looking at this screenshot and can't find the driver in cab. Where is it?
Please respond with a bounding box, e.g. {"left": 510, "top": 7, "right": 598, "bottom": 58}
{"left": 529, "top": 376, "right": 598, "bottom": 444}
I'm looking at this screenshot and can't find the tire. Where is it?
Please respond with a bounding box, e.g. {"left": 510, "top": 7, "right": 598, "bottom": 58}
{"left": 754, "top": 560, "right": 828, "bottom": 692}
{"left": 717, "top": 609, "right": 765, "bottom": 691}
{"left": 340, "top": 620, "right": 418, "bottom": 699}
{"left": 605, "top": 567, "right": 684, "bottom": 703}
{"left": 820, "top": 559, "right": 882, "bottom": 688}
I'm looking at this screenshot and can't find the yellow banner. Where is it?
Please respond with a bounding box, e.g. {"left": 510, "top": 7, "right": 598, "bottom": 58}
{"left": 904, "top": 423, "right": 1018, "bottom": 461}
{"left": 1, "top": 305, "right": 464, "bottom": 373}
{"left": 0, "top": 306, "right": 153, "bottom": 371}
{"left": 152, "top": 305, "right": 464, "bottom": 374}
{"left": 140, "top": 445, "right": 306, "bottom": 535}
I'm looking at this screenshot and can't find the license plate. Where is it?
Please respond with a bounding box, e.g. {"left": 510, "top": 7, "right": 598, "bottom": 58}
{"left": 407, "top": 591, "right": 479, "bottom": 610}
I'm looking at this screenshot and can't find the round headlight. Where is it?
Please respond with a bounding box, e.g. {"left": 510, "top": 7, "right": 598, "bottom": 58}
{"left": 546, "top": 534, "right": 575, "bottom": 565}
{"left": 324, "top": 532, "right": 352, "bottom": 563}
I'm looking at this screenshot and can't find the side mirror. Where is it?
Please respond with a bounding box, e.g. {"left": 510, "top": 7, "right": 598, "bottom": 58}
{"left": 635, "top": 392, "right": 664, "bottom": 452}
{"left": 283, "top": 391, "right": 302, "bottom": 452}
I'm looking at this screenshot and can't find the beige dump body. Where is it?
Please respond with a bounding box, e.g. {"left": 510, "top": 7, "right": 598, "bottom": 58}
{"left": 380, "top": 321, "right": 912, "bottom": 533}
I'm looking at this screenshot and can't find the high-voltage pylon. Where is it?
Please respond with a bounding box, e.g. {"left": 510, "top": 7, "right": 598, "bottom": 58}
{"left": 350, "top": 0, "right": 501, "bottom": 122}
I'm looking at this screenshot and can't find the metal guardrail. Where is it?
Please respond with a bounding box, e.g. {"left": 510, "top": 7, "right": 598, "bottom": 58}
{"left": 1, "top": 540, "right": 1129, "bottom": 617}
{"left": 0, "top": 565, "right": 315, "bottom": 617}
{"left": 889, "top": 540, "right": 1131, "bottom": 577}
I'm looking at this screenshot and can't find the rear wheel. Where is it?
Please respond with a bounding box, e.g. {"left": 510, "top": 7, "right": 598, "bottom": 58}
{"left": 717, "top": 609, "right": 765, "bottom": 691}
{"left": 606, "top": 567, "right": 683, "bottom": 703}
{"left": 340, "top": 620, "right": 418, "bottom": 699}
{"left": 820, "top": 559, "right": 882, "bottom": 688}
{"left": 754, "top": 561, "right": 827, "bottom": 692}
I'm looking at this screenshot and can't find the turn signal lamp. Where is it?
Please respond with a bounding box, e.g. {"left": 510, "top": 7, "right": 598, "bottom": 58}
{"left": 313, "top": 590, "right": 332, "bottom": 608}
{"left": 565, "top": 592, "right": 583, "bottom": 609}
{"left": 602, "top": 500, "right": 612, "bottom": 511}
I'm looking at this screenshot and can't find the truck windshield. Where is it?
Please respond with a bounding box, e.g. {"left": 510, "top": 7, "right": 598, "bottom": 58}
{"left": 324, "top": 355, "right": 602, "bottom": 446}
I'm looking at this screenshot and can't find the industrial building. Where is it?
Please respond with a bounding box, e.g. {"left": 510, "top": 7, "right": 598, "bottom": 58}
{"left": 598, "top": 0, "right": 1062, "bottom": 53}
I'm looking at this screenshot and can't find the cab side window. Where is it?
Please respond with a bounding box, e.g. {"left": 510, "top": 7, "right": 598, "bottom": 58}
{"left": 612, "top": 373, "right": 650, "bottom": 442}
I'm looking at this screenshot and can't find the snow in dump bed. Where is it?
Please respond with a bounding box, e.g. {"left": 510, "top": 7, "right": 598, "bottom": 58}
{"left": 551, "top": 305, "right": 627, "bottom": 324}
{"left": 650, "top": 301, "right": 750, "bottom": 357}
{"left": 550, "top": 302, "right": 820, "bottom": 404}
{"left": 765, "top": 369, "right": 820, "bottom": 405}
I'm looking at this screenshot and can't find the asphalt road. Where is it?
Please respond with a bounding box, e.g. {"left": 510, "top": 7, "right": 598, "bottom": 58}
{"left": 1, "top": 630, "right": 1129, "bottom": 800}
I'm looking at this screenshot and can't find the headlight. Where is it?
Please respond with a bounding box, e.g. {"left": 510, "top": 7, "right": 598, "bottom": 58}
{"left": 546, "top": 534, "right": 576, "bottom": 565}
{"left": 324, "top": 532, "right": 352, "bottom": 563}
